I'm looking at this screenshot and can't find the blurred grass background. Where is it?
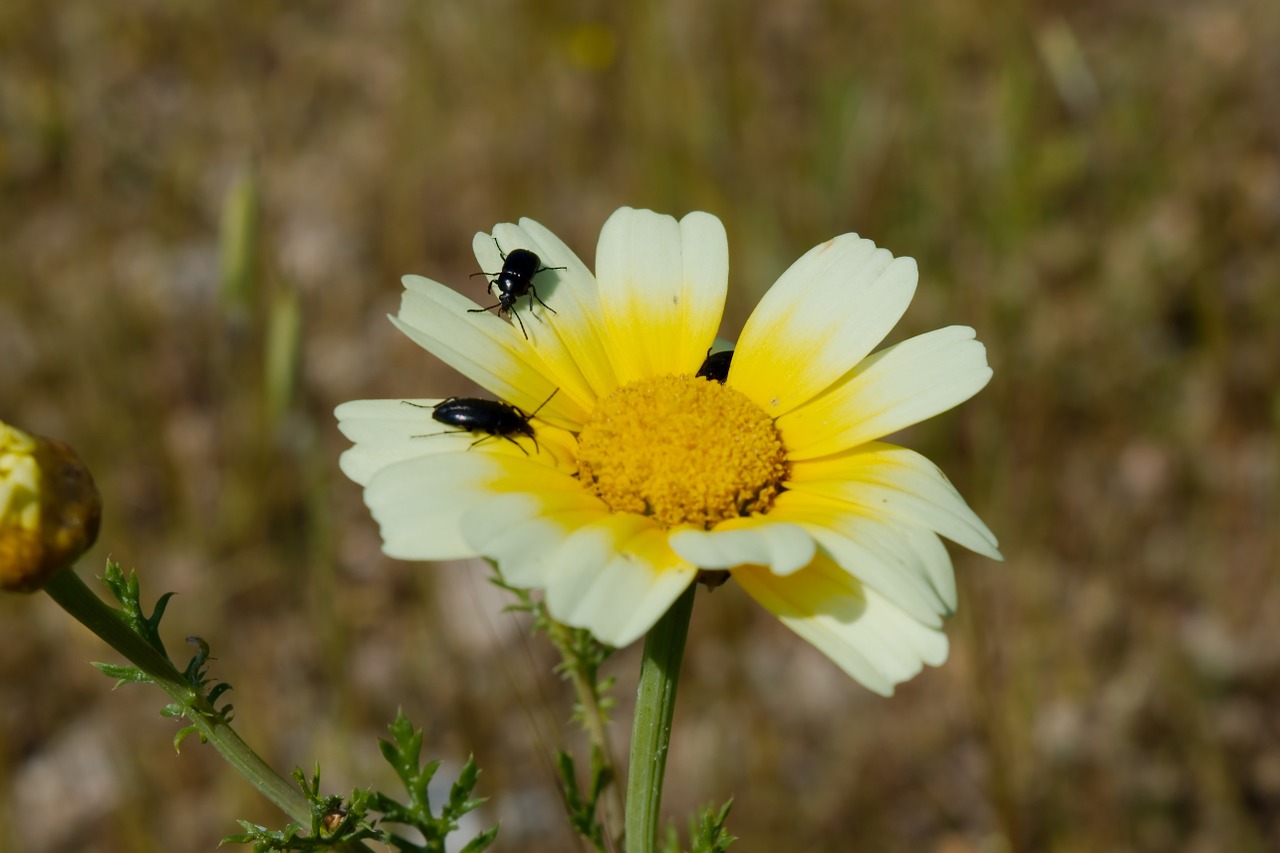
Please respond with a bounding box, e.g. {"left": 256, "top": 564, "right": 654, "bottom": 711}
{"left": 2, "top": 1, "right": 1278, "bottom": 850}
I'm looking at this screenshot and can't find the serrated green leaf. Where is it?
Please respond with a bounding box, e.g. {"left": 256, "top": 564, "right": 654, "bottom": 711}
{"left": 150, "top": 591, "right": 175, "bottom": 630}
{"left": 554, "top": 749, "right": 605, "bottom": 850}
{"left": 690, "top": 798, "right": 736, "bottom": 853}
{"left": 92, "top": 662, "right": 151, "bottom": 685}
{"left": 174, "top": 724, "right": 206, "bottom": 751}
{"left": 457, "top": 824, "right": 499, "bottom": 853}
{"left": 556, "top": 751, "right": 582, "bottom": 808}
{"left": 660, "top": 823, "right": 680, "bottom": 853}
{"left": 92, "top": 562, "right": 237, "bottom": 729}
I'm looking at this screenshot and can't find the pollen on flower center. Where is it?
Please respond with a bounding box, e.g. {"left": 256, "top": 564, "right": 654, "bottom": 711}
{"left": 575, "top": 374, "right": 789, "bottom": 530}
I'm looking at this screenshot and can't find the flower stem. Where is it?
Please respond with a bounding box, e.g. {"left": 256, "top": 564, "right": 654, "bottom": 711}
{"left": 547, "top": 618, "right": 626, "bottom": 848}
{"left": 625, "top": 584, "right": 696, "bottom": 853}
{"left": 42, "top": 568, "right": 312, "bottom": 825}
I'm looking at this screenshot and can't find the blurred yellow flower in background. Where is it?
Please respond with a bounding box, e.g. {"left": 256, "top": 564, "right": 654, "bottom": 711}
{"left": 1, "top": 422, "right": 101, "bottom": 593}
{"left": 337, "top": 207, "right": 1000, "bottom": 695}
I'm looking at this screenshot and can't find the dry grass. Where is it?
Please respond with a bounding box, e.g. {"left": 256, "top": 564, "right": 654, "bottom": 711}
{"left": 2, "top": 1, "right": 1278, "bottom": 851}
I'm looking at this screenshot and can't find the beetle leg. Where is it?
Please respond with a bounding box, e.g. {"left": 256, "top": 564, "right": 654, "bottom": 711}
{"left": 527, "top": 285, "right": 557, "bottom": 316}
{"left": 464, "top": 432, "right": 529, "bottom": 457}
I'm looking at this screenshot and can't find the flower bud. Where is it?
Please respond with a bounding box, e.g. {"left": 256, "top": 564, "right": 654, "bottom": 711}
{"left": 0, "top": 422, "right": 101, "bottom": 592}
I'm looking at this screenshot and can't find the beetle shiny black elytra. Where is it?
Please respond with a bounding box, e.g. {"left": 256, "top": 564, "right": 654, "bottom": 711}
{"left": 467, "top": 239, "right": 566, "bottom": 339}
{"left": 405, "top": 389, "right": 559, "bottom": 455}
{"left": 696, "top": 348, "right": 734, "bottom": 384}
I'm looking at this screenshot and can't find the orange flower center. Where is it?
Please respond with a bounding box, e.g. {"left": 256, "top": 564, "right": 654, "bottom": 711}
{"left": 575, "top": 374, "right": 788, "bottom": 529}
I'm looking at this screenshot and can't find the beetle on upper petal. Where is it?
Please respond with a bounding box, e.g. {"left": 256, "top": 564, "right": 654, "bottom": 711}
{"left": 467, "top": 239, "right": 565, "bottom": 339}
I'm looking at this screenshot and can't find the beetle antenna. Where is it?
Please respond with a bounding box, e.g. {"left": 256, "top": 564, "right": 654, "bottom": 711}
{"left": 529, "top": 387, "right": 560, "bottom": 417}
{"left": 510, "top": 309, "right": 529, "bottom": 339}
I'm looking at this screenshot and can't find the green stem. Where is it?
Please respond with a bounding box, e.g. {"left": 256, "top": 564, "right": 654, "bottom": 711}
{"left": 625, "top": 585, "right": 696, "bottom": 853}
{"left": 42, "top": 569, "right": 313, "bottom": 825}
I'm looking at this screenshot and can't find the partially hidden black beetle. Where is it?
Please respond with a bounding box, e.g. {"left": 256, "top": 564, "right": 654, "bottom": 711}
{"left": 696, "top": 348, "right": 734, "bottom": 384}
{"left": 468, "top": 238, "right": 566, "bottom": 339}
{"left": 405, "top": 388, "right": 559, "bottom": 455}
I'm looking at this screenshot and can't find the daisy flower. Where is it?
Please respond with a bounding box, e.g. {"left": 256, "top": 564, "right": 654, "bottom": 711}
{"left": 336, "top": 207, "right": 1000, "bottom": 697}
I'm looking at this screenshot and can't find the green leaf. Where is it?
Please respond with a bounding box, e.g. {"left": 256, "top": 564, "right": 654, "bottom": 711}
{"left": 224, "top": 768, "right": 382, "bottom": 851}
{"left": 689, "top": 799, "right": 736, "bottom": 853}
{"left": 174, "top": 725, "right": 206, "bottom": 751}
{"left": 91, "top": 662, "right": 151, "bottom": 686}
{"left": 658, "top": 800, "right": 736, "bottom": 853}
{"left": 360, "top": 713, "right": 499, "bottom": 853}
{"left": 555, "top": 750, "right": 605, "bottom": 850}
{"left": 93, "top": 562, "right": 237, "bottom": 729}
{"left": 457, "top": 825, "right": 499, "bottom": 853}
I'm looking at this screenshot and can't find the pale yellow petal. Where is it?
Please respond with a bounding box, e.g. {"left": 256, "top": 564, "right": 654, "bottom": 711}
{"left": 542, "top": 513, "right": 698, "bottom": 646}
{"left": 668, "top": 519, "right": 814, "bottom": 576}
{"left": 730, "top": 235, "right": 916, "bottom": 418}
{"left": 596, "top": 207, "right": 728, "bottom": 382}
{"left": 767, "top": 490, "right": 950, "bottom": 625}
{"left": 459, "top": 486, "right": 612, "bottom": 587}
{"left": 361, "top": 452, "right": 508, "bottom": 560}
{"left": 788, "top": 441, "right": 1001, "bottom": 560}
{"left": 735, "top": 555, "right": 949, "bottom": 696}
{"left": 336, "top": 398, "right": 455, "bottom": 486}
{"left": 777, "top": 326, "right": 992, "bottom": 459}
{"left": 471, "top": 219, "right": 618, "bottom": 401}
{"left": 393, "top": 275, "right": 590, "bottom": 429}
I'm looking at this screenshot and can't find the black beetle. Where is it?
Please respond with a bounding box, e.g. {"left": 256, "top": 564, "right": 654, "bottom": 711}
{"left": 696, "top": 348, "right": 734, "bottom": 384}
{"left": 468, "top": 239, "right": 566, "bottom": 339}
{"left": 406, "top": 389, "right": 559, "bottom": 455}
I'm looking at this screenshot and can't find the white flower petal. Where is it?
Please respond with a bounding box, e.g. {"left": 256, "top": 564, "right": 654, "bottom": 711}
{"left": 474, "top": 508, "right": 610, "bottom": 589}
{"left": 789, "top": 442, "right": 1001, "bottom": 560}
{"left": 542, "top": 514, "right": 697, "bottom": 646}
{"left": 361, "top": 453, "right": 510, "bottom": 560}
{"left": 515, "top": 217, "right": 620, "bottom": 396}
{"left": 393, "top": 275, "right": 589, "bottom": 428}
{"left": 668, "top": 521, "right": 815, "bottom": 576}
{"left": 902, "top": 528, "right": 957, "bottom": 615}
{"left": 457, "top": 483, "right": 610, "bottom": 586}
{"left": 766, "top": 490, "right": 951, "bottom": 623}
{"left": 731, "top": 235, "right": 917, "bottom": 418}
{"left": 803, "top": 528, "right": 945, "bottom": 627}
{"left": 335, "top": 398, "right": 441, "bottom": 439}
{"left": 336, "top": 398, "right": 469, "bottom": 485}
{"left": 777, "top": 326, "right": 992, "bottom": 459}
{"left": 596, "top": 207, "right": 728, "bottom": 382}
{"left": 561, "top": 552, "right": 695, "bottom": 647}
{"left": 735, "top": 557, "right": 949, "bottom": 696}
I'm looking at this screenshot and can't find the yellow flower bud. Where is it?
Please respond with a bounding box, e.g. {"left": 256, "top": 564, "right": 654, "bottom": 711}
{"left": 0, "top": 422, "right": 101, "bottom": 592}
